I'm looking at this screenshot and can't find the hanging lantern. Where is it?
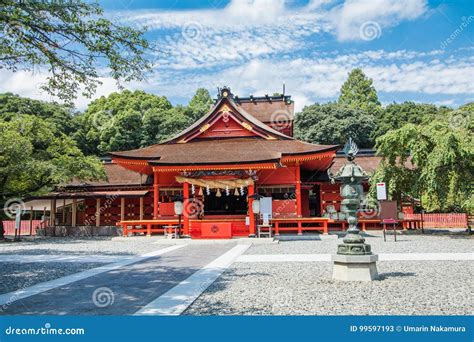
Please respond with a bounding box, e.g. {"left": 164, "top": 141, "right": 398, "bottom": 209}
{"left": 216, "top": 188, "right": 222, "bottom": 197}
{"left": 225, "top": 186, "right": 230, "bottom": 196}
{"left": 191, "top": 184, "right": 195, "bottom": 195}
{"left": 198, "top": 187, "right": 203, "bottom": 196}
{"left": 206, "top": 185, "right": 210, "bottom": 195}
{"left": 234, "top": 188, "right": 239, "bottom": 196}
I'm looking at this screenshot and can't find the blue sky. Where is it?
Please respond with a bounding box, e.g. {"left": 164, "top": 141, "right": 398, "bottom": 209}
{"left": 1, "top": 0, "right": 473, "bottom": 110}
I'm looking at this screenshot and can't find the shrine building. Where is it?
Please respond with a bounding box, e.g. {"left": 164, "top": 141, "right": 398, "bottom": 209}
{"left": 27, "top": 87, "right": 407, "bottom": 238}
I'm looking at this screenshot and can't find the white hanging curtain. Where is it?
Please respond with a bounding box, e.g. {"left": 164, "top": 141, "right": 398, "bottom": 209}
{"left": 175, "top": 176, "right": 254, "bottom": 189}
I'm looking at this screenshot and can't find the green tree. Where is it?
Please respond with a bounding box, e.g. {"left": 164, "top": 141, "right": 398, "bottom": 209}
{"left": 372, "top": 113, "right": 473, "bottom": 213}
{"left": 188, "top": 88, "right": 213, "bottom": 122}
{"left": 0, "top": 93, "right": 78, "bottom": 135}
{"left": 294, "top": 102, "right": 376, "bottom": 148}
{"left": 74, "top": 90, "right": 174, "bottom": 155}
{"left": 0, "top": 0, "right": 150, "bottom": 104}
{"left": 338, "top": 68, "right": 381, "bottom": 113}
{"left": 0, "top": 115, "right": 105, "bottom": 238}
{"left": 373, "top": 102, "right": 446, "bottom": 138}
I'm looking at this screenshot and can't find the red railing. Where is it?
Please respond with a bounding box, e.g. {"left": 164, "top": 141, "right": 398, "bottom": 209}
{"left": 2, "top": 219, "right": 45, "bottom": 236}
{"left": 404, "top": 213, "right": 468, "bottom": 228}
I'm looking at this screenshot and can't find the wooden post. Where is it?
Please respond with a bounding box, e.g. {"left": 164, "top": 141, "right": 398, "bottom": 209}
{"left": 120, "top": 197, "right": 125, "bottom": 222}
{"left": 51, "top": 198, "right": 56, "bottom": 226}
{"left": 95, "top": 198, "right": 100, "bottom": 227}
{"left": 139, "top": 197, "right": 144, "bottom": 221}
{"left": 71, "top": 199, "right": 77, "bottom": 227}
{"left": 248, "top": 184, "right": 256, "bottom": 237}
{"left": 153, "top": 171, "right": 159, "bottom": 219}
{"left": 183, "top": 182, "right": 190, "bottom": 235}
{"left": 62, "top": 198, "right": 66, "bottom": 225}
{"left": 297, "top": 221, "right": 302, "bottom": 235}
{"left": 323, "top": 220, "right": 328, "bottom": 234}
{"left": 29, "top": 206, "right": 33, "bottom": 236}
{"left": 51, "top": 198, "right": 56, "bottom": 236}
{"left": 146, "top": 223, "right": 151, "bottom": 237}
{"left": 295, "top": 164, "right": 302, "bottom": 217}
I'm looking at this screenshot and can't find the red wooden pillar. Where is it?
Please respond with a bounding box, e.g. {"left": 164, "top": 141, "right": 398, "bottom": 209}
{"left": 153, "top": 171, "right": 159, "bottom": 219}
{"left": 295, "top": 164, "right": 302, "bottom": 217}
{"left": 248, "top": 184, "right": 256, "bottom": 237}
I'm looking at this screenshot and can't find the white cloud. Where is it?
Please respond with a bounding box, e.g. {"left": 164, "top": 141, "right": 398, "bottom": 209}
{"left": 0, "top": 69, "right": 121, "bottom": 109}
{"left": 331, "top": 0, "right": 428, "bottom": 41}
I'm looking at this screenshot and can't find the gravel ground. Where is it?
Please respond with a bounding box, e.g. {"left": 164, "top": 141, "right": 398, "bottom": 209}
{"left": 0, "top": 262, "right": 106, "bottom": 295}
{"left": 247, "top": 231, "right": 474, "bottom": 254}
{"left": 186, "top": 233, "right": 473, "bottom": 315}
{"left": 184, "top": 260, "right": 474, "bottom": 315}
{"left": 0, "top": 236, "right": 167, "bottom": 256}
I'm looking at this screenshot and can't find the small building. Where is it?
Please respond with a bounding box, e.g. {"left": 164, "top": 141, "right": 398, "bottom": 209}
{"left": 28, "top": 87, "right": 391, "bottom": 237}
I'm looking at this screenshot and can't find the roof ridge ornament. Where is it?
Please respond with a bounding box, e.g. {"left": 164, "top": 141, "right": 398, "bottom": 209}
{"left": 219, "top": 86, "right": 233, "bottom": 99}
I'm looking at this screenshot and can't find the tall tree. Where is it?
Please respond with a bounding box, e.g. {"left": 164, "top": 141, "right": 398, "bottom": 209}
{"left": 372, "top": 113, "right": 473, "bottom": 213}
{"left": 188, "top": 88, "right": 213, "bottom": 122}
{"left": 0, "top": 115, "right": 105, "bottom": 239}
{"left": 74, "top": 90, "right": 176, "bottom": 155}
{"left": 0, "top": 0, "right": 150, "bottom": 104}
{"left": 294, "top": 102, "right": 376, "bottom": 148}
{"left": 373, "top": 102, "right": 446, "bottom": 139}
{"left": 338, "top": 68, "right": 381, "bottom": 113}
{"left": 0, "top": 93, "right": 78, "bottom": 135}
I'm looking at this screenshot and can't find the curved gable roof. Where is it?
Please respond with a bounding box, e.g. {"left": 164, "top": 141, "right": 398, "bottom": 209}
{"left": 162, "top": 94, "right": 293, "bottom": 144}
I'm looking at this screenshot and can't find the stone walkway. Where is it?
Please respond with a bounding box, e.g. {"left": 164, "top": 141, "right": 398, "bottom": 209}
{"left": 0, "top": 243, "right": 246, "bottom": 315}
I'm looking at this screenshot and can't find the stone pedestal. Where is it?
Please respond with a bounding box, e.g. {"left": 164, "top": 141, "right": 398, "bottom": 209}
{"left": 332, "top": 254, "right": 378, "bottom": 281}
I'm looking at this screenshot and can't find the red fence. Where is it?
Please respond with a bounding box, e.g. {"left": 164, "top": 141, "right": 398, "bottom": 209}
{"left": 2, "top": 220, "right": 44, "bottom": 236}
{"left": 404, "top": 213, "right": 468, "bottom": 228}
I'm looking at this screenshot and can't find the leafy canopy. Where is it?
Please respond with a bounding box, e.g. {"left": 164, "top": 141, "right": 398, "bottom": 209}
{"left": 372, "top": 111, "right": 473, "bottom": 213}
{"left": 338, "top": 68, "right": 381, "bottom": 113}
{"left": 0, "top": 115, "right": 105, "bottom": 200}
{"left": 0, "top": 0, "right": 151, "bottom": 104}
{"left": 373, "top": 101, "right": 449, "bottom": 139}
{"left": 294, "top": 102, "right": 375, "bottom": 148}
{"left": 188, "top": 88, "right": 213, "bottom": 122}
{"left": 0, "top": 92, "right": 78, "bottom": 135}
{"left": 73, "top": 89, "right": 210, "bottom": 155}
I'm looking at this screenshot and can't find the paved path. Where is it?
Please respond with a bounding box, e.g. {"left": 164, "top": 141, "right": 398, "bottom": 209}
{"left": 237, "top": 252, "right": 474, "bottom": 263}
{"left": 0, "top": 244, "right": 238, "bottom": 315}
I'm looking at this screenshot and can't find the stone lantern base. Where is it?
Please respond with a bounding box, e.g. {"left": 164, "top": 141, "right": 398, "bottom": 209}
{"left": 332, "top": 254, "right": 379, "bottom": 281}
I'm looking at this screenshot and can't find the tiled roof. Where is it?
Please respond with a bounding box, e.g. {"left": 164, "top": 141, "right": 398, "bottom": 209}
{"left": 111, "top": 138, "right": 338, "bottom": 165}
{"left": 68, "top": 163, "right": 147, "bottom": 187}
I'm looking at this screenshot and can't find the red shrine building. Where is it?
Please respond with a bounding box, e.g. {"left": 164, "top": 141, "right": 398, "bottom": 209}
{"left": 30, "top": 87, "right": 400, "bottom": 238}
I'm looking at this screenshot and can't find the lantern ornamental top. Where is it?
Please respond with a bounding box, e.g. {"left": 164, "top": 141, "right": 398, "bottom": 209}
{"left": 328, "top": 138, "right": 370, "bottom": 183}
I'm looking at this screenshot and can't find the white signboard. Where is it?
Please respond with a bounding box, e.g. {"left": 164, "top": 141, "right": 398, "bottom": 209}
{"left": 376, "top": 182, "right": 387, "bottom": 200}
{"left": 260, "top": 197, "right": 273, "bottom": 219}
